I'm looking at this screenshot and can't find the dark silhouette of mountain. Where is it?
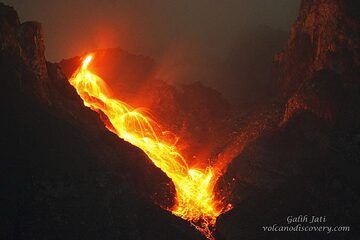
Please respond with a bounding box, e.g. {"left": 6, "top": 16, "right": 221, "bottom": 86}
{"left": 275, "top": 0, "right": 360, "bottom": 127}
{"left": 0, "top": 3, "right": 205, "bottom": 240}
{"left": 216, "top": 0, "right": 360, "bottom": 239}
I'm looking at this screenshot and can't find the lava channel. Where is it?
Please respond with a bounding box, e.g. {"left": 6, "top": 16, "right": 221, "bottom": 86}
{"left": 69, "top": 54, "right": 232, "bottom": 239}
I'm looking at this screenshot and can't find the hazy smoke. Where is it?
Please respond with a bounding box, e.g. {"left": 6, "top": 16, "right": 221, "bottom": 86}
{"left": 5, "top": 0, "right": 300, "bottom": 100}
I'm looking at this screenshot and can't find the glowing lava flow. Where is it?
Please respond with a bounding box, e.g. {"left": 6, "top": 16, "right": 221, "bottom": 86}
{"left": 69, "top": 55, "right": 229, "bottom": 238}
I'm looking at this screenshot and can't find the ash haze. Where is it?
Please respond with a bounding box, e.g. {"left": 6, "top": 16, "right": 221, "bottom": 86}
{"left": 4, "top": 0, "right": 300, "bottom": 101}
{"left": 3, "top": 0, "right": 300, "bottom": 61}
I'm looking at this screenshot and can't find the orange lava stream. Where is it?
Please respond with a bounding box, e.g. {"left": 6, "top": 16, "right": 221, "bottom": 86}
{"left": 69, "top": 55, "right": 229, "bottom": 239}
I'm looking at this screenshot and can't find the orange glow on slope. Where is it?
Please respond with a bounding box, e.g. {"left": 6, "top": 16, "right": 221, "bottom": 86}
{"left": 69, "top": 54, "right": 230, "bottom": 238}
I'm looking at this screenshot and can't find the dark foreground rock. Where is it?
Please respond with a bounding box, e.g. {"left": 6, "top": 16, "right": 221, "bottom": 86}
{"left": 216, "top": 0, "right": 360, "bottom": 239}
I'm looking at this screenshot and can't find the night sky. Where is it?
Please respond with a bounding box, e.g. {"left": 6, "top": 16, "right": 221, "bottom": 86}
{"left": 3, "top": 0, "right": 300, "bottom": 62}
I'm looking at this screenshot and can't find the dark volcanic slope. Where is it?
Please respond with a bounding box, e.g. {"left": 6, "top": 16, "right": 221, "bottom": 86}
{"left": 217, "top": 0, "right": 360, "bottom": 239}
{"left": 0, "top": 3, "right": 204, "bottom": 240}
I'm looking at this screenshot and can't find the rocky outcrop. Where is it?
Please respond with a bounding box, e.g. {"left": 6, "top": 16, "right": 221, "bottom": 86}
{"left": 0, "top": 3, "right": 49, "bottom": 102}
{"left": 275, "top": 0, "right": 360, "bottom": 125}
{"left": 275, "top": 0, "right": 359, "bottom": 95}
{"left": 0, "top": 3, "right": 20, "bottom": 51}
{"left": 18, "top": 21, "right": 48, "bottom": 80}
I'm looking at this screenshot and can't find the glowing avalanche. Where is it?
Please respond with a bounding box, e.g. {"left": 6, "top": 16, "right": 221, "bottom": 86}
{"left": 69, "top": 55, "right": 228, "bottom": 238}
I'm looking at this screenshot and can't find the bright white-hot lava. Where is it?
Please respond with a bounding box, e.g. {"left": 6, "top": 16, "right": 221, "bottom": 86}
{"left": 69, "top": 54, "right": 231, "bottom": 239}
